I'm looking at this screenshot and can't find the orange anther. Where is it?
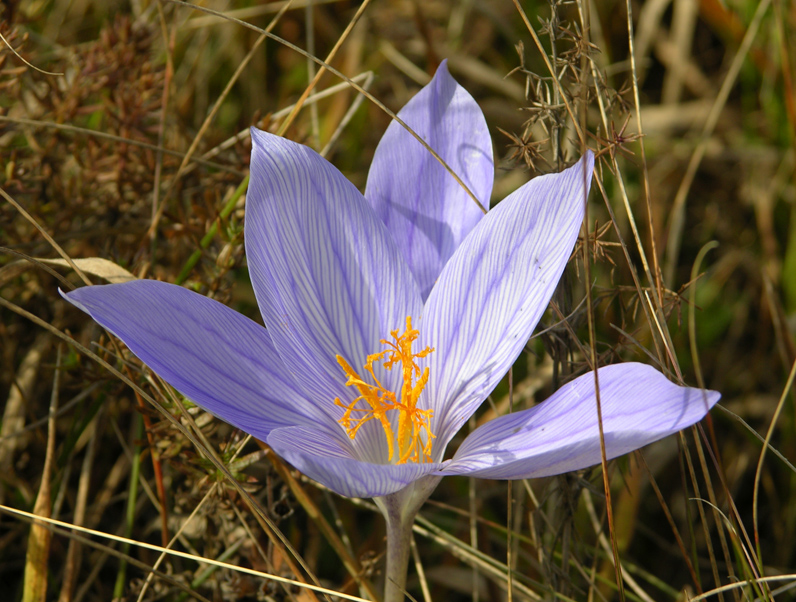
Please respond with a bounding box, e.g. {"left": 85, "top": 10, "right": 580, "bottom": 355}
{"left": 334, "top": 317, "right": 435, "bottom": 464}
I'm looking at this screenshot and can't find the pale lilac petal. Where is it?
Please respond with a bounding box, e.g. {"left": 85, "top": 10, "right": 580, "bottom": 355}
{"left": 441, "top": 363, "right": 721, "bottom": 479}
{"left": 365, "top": 60, "right": 493, "bottom": 300}
{"left": 267, "top": 426, "right": 443, "bottom": 498}
{"left": 421, "top": 153, "right": 594, "bottom": 452}
{"left": 245, "top": 128, "right": 424, "bottom": 447}
{"left": 63, "top": 281, "right": 326, "bottom": 440}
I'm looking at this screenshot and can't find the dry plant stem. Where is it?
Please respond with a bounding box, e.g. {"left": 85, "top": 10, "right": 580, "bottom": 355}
{"left": 408, "top": 513, "right": 542, "bottom": 601}
{"left": 159, "top": 382, "right": 324, "bottom": 602}
{"left": 506, "top": 367, "right": 514, "bottom": 602}
{"left": 320, "top": 72, "right": 374, "bottom": 158}
{"left": 589, "top": 171, "right": 667, "bottom": 365}
{"left": 0, "top": 332, "right": 51, "bottom": 504}
{"left": 692, "top": 576, "right": 796, "bottom": 602}
{"left": 175, "top": 537, "right": 249, "bottom": 602}
{"left": 0, "top": 30, "right": 63, "bottom": 75}
{"left": 410, "top": 535, "right": 431, "bottom": 602}
{"left": 576, "top": 0, "right": 665, "bottom": 325}
{"left": 693, "top": 427, "right": 750, "bottom": 598}
{"left": 511, "top": 0, "right": 585, "bottom": 147}
{"left": 574, "top": 45, "right": 625, "bottom": 593}
{"left": 113, "top": 415, "right": 143, "bottom": 598}
{"left": 199, "top": 73, "right": 373, "bottom": 162}
{"left": 688, "top": 246, "right": 748, "bottom": 595}
{"left": 547, "top": 3, "right": 561, "bottom": 169}
{"left": 149, "top": 1, "right": 177, "bottom": 275}
{"left": 227, "top": 500, "right": 302, "bottom": 602}
{"left": 111, "top": 335, "right": 170, "bottom": 547}
{"left": 693, "top": 418, "right": 769, "bottom": 599}
{"left": 620, "top": 0, "right": 664, "bottom": 304}
{"left": 305, "top": 0, "right": 320, "bottom": 148}
{"left": 643, "top": 291, "right": 680, "bottom": 376}
{"left": 376, "top": 476, "right": 441, "bottom": 602}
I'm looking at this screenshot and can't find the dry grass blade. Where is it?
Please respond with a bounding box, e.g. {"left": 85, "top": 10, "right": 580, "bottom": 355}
{"left": 22, "top": 346, "right": 60, "bottom": 602}
{"left": 38, "top": 258, "right": 136, "bottom": 284}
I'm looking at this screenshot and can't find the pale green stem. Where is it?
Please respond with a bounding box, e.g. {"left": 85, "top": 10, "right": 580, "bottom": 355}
{"left": 375, "top": 475, "right": 442, "bottom": 602}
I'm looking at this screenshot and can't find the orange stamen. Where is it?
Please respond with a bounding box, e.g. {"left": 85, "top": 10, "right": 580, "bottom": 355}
{"left": 334, "top": 317, "right": 435, "bottom": 464}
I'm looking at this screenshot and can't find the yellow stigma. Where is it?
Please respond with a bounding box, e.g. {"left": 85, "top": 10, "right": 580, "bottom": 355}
{"left": 334, "top": 317, "right": 435, "bottom": 464}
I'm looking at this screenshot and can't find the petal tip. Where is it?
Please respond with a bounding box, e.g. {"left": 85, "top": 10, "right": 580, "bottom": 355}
{"left": 576, "top": 150, "right": 595, "bottom": 179}
{"left": 60, "top": 285, "right": 94, "bottom": 314}
{"left": 584, "top": 148, "right": 595, "bottom": 166}
{"left": 250, "top": 126, "right": 271, "bottom": 150}
{"left": 435, "top": 58, "right": 451, "bottom": 79}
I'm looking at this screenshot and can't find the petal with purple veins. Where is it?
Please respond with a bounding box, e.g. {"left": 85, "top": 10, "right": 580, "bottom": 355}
{"left": 63, "top": 280, "right": 325, "bottom": 440}
{"left": 267, "top": 426, "right": 444, "bottom": 498}
{"left": 246, "top": 129, "right": 423, "bottom": 420}
{"left": 441, "top": 363, "right": 721, "bottom": 479}
{"left": 421, "top": 153, "right": 594, "bottom": 453}
{"left": 365, "top": 61, "right": 494, "bottom": 300}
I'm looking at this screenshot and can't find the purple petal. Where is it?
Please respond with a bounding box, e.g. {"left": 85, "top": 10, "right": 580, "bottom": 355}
{"left": 365, "top": 60, "right": 494, "bottom": 300}
{"left": 63, "top": 281, "right": 325, "bottom": 440}
{"left": 421, "top": 153, "right": 594, "bottom": 452}
{"left": 267, "top": 426, "right": 443, "bottom": 498}
{"left": 441, "top": 363, "right": 721, "bottom": 479}
{"left": 245, "top": 129, "right": 423, "bottom": 439}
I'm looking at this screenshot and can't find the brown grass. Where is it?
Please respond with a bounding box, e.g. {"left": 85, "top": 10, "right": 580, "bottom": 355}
{"left": 2, "top": 0, "right": 795, "bottom": 601}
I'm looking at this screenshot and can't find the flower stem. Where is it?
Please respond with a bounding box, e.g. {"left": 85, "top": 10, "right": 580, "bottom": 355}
{"left": 375, "top": 475, "right": 441, "bottom": 602}
{"left": 382, "top": 502, "right": 413, "bottom": 602}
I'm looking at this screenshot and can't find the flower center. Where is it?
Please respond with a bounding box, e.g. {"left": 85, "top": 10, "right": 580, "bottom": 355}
{"left": 334, "top": 317, "right": 435, "bottom": 464}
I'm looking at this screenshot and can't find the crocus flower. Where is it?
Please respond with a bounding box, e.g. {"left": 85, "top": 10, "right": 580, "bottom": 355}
{"left": 63, "top": 62, "right": 719, "bottom": 599}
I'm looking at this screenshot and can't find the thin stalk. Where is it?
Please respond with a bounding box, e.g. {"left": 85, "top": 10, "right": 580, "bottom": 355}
{"left": 376, "top": 476, "right": 441, "bottom": 602}
{"left": 383, "top": 504, "right": 413, "bottom": 602}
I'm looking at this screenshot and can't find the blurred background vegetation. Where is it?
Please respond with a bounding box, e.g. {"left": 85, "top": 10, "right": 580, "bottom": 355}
{"left": 1, "top": 0, "right": 795, "bottom": 600}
